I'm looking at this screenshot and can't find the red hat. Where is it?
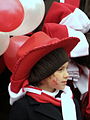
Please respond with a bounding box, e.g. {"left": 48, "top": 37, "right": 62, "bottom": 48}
{"left": 44, "top": 2, "right": 90, "bottom": 33}
{"left": 60, "top": 0, "right": 80, "bottom": 8}
{"left": 10, "top": 31, "right": 79, "bottom": 93}
{"left": 42, "top": 23, "right": 89, "bottom": 57}
{"left": 44, "top": 2, "right": 74, "bottom": 24}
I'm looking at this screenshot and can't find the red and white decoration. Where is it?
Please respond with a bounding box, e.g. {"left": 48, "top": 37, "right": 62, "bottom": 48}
{"left": 8, "top": 0, "right": 45, "bottom": 36}
{"left": 42, "top": 23, "right": 89, "bottom": 57}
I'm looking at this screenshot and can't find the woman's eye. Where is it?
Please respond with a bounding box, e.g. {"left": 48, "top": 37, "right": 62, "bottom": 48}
{"left": 58, "top": 67, "right": 67, "bottom": 71}
{"left": 58, "top": 68, "right": 63, "bottom": 71}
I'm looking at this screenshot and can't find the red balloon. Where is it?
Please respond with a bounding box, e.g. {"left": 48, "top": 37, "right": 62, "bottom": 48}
{"left": 0, "top": 0, "right": 24, "bottom": 32}
{"left": 4, "top": 36, "right": 29, "bottom": 72}
{"left": 0, "top": 56, "right": 5, "bottom": 74}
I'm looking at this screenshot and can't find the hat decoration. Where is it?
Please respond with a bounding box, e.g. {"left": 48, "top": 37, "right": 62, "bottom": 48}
{"left": 42, "top": 23, "right": 89, "bottom": 57}
{"left": 44, "top": 2, "right": 90, "bottom": 33}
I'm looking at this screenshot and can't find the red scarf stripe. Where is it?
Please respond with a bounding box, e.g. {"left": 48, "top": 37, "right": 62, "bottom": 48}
{"left": 26, "top": 92, "right": 61, "bottom": 106}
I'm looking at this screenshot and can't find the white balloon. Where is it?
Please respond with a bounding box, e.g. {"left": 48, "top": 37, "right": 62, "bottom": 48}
{"left": 0, "top": 32, "right": 10, "bottom": 55}
{"left": 8, "top": 0, "right": 45, "bottom": 36}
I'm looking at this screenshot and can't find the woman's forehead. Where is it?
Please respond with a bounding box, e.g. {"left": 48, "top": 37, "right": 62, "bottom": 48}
{"left": 58, "top": 62, "right": 69, "bottom": 69}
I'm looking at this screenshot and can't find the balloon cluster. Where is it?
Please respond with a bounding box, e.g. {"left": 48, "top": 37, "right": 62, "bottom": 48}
{"left": 0, "top": 0, "right": 45, "bottom": 73}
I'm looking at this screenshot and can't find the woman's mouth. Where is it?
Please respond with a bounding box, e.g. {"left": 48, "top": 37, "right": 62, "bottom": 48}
{"left": 62, "top": 81, "right": 67, "bottom": 85}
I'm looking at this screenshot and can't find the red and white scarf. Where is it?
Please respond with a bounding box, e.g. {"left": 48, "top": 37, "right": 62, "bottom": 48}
{"left": 9, "top": 84, "right": 77, "bottom": 120}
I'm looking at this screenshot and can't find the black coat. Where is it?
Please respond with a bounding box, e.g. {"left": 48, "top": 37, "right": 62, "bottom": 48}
{"left": 9, "top": 95, "right": 82, "bottom": 120}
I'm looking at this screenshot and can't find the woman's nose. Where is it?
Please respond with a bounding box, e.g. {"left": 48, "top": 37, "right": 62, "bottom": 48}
{"left": 64, "top": 70, "right": 69, "bottom": 78}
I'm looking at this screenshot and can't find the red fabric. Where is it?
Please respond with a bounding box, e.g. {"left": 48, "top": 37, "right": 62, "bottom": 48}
{"left": 26, "top": 92, "right": 61, "bottom": 106}
{"left": 65, "top": 0, "right": 80, "bottom": 8}
{"left": 4, "top": 35, "right": 29, "bottom": 72}
{"left": 44, "top": 2, "right": 75, "bottom": 24}
{"left": 42, "top": 23, "right": 69, "bottom": 39}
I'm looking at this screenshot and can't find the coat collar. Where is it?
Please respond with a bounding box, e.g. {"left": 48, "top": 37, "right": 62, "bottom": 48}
{"left": 26, "top": 95, "right": 62, "bottom": 120}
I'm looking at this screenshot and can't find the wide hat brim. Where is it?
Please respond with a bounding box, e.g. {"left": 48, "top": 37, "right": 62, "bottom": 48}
{"left": 11, "top": 31, "right": 79, "bottom": 93}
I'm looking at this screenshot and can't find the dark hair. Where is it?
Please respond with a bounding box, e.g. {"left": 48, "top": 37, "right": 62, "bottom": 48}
{"left": 29, "top": 48, "right": 69, "bottom": 86}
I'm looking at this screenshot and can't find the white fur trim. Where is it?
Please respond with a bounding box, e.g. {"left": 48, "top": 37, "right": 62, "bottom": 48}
{"left": 60, "top": 8, "right": 90, "bottom": 33}
{"left": 67, "top": 26, "right": 89, "bottom": 57}
{"left": 8, "top": 83, "right": 26, "bottom": 105}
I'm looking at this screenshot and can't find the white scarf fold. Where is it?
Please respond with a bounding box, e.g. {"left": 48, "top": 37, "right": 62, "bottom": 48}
{"left": 61, "top": 86, "right": 77, "bottom": 120}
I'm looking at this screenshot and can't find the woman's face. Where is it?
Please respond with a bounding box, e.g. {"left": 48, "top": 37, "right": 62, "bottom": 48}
{"left": 50, "top": 62, "right": 69, "bottom": 90}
